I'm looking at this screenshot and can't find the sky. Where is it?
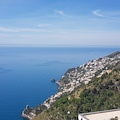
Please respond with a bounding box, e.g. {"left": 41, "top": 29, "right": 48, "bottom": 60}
{"left": 0, "top": 0, "right": 120, "bottom": 47}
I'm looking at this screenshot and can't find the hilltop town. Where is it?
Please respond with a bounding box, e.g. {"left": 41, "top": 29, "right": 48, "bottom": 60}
{"left": 22, "top": 51, "right": 120, "bottom": 120}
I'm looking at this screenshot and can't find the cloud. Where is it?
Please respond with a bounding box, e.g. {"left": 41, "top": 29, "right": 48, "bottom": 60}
{"left": 0, "top": 27, "right": 49, "bottom": 33}
{"left": 92, "top": 9, "right": 103, "bottom": 17}
{"left": 19, "top": 28, "right": 46, "bottom": 32}
{"left": 93, "top": 10, "right": 120, "bottom": 18}
{"left": 53, "top": 10, "right": 72, "bottom": 17}
{"left": 48, "top": 10, "right": 72, "bottom": 18}
{"left": 38, "top": 24, "right": 51, "bottom": 27}
{"left": 55, "top": 10, "right": 65, "bottom": 16}
{"left": 0, "top": 27, "right": 18, "bottom": 32}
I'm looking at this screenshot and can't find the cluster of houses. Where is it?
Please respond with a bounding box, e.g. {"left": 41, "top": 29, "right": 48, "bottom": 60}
{"left": 22, "top": 52, "right": 120, "bottom": 119}
{"left": 59, "top": 53, "right": 120, "bottom": 90}
{"left": 43, "top": 53, "right": 120, "bottom": 109}
{"left": 43, "top": 92, "right": 62, "bottom": 108}
{"left": 78, "top": 109, "right": 120, "bottom": 120}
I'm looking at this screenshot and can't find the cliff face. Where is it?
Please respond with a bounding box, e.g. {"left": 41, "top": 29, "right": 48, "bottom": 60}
{"left": 22, "top": 51, "right": 120, "bottom": 120}
{"left": 22, "top": 104, "right": 47, "bottom": 120}
{"left": 22, "top": 105, "right": 36, "bottom": 120}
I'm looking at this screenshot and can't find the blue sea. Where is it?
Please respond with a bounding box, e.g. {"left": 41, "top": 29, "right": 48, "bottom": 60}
{"left": 0, "top": 47, "right": 119, "bottom": 120}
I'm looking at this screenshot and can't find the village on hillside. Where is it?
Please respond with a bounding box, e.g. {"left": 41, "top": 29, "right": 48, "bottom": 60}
{"left": 43, "top": 52, "right": 120, "bottom": 109}
{"left": 22, "top": 52, "right": 120, "bottom": 119}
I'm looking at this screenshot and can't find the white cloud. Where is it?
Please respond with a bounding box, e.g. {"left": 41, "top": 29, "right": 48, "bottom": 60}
{"left": 93, "top": 10, "right": 120, "bottom": 18}
{"left": 19, "top": 28, "right": 45, "bottom": 32}
{"left": 0, "top": 27, "right": 49, "bottom": 32}
{"left": 53, "top": 10, "right": 72, "bottom": 17}
{"left": 48, "top": 10, "right": 72, "bottom": 18}
{"left": 92, "top": 9, "right": 103, "bottom": 17}
{"left": 54, "top": 10, "right": 66, "bottom": 16}
{"left": 0, "top": 27, "right": 18, "bottom": 32}
{"left": 38, "top": 24, "right": 51, "bottom": 27}
{"left": 0, "top": 29, "right": 120, "bottom": 46}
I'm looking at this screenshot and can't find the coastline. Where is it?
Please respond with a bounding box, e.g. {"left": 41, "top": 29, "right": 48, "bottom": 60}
{"left": 22, "top": 105, "right": 36, "bottom": 120}
{"left": 56, "top": 81, "right": 63, "bottom": 87}
{"left": 22, "top": 51, "right": 120, "bottom": 120}
{"left": 22, "top": 112, "right": 32, "bottom": 120}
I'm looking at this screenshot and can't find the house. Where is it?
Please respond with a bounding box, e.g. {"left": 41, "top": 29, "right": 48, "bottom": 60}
{"left": 107, "top": 70, "right": 112, "bottom": 74}
{"left": 78, "top": 109, "right": 120, "bottom": 120}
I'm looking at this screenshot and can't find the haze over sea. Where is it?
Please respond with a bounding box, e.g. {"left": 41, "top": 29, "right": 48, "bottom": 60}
{"left": 0, "top": 47, "right": 119, "bottom": 120}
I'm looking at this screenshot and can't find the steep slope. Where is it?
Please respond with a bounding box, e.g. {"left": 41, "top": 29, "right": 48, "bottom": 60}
{"left": 32, "top": 59, "right": 120, "bottom": 120}
{"left": 22, "top": 51, "right": 120, "bottom": 120}
{"left": 57, "top": 51, "right": 120, "bottom": 92}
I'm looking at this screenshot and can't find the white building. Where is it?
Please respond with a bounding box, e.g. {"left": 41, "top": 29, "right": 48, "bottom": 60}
{"left": 78, "top": 109, "right": 120, "bottom": 120}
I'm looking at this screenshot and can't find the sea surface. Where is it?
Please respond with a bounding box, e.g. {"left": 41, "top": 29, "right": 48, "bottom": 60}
{"left": 0, "top": 47, "right": 119, "bottom": 120}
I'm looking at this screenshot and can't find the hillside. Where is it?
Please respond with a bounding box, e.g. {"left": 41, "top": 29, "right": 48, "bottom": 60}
{"left": 57, "top": 51, "right": 120, "bottom": 91}
{"left": 32, "top": 62, "right": 120, "bottom": 120}
{"left": 22, "top": 51, "right": 120, "bottom": 120}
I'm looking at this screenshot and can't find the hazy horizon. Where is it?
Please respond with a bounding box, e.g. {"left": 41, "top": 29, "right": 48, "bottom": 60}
{"left": 0, "top": 0, "right": 120, "bottom": 46}
{"left": 0, "top": 44, "right": 120, "bottom": 48}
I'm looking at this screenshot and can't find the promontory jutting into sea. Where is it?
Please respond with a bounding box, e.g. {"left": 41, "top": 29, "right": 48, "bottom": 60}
{"left": 0, "top": 0, "right": 120, "bottom": 119}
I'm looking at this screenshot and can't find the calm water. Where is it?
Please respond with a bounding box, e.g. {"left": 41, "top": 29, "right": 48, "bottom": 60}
{"left": 0, "top": 47, "right": 119, "bottom": 120}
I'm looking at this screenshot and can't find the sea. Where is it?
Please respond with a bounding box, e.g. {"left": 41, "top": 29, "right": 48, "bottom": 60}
{"left": 0, "top": 47, "right": 119, "bottom": 120}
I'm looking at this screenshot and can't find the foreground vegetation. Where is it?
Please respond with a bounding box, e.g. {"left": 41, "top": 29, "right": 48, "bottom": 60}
{"left": 32, "top": 63, "right": 120, "bottom": 120}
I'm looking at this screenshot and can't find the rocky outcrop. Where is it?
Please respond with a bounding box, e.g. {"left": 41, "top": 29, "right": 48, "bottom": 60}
{"left": 22, "top": 105, "right": 36, "bottom": 120}
{"left": 22, "top": 104, "right": 47, "bottom": 120}
{"left": 56, "top": 81, "right": 63, "bottom": 87}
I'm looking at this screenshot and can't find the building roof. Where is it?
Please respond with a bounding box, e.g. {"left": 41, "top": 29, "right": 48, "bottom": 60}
{"left": 79, "top": 109, "right": 120, "bottom": 120}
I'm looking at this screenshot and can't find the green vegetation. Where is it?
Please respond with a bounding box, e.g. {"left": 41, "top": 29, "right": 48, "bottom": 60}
{"left": 107, "top": 51, "right": 120, "bottom": 58}
{"left": 110, "top": 116, "right": 118, "bottom": 120}
{"left": 32, "top": 63, "right": 120, "bottom": 120}
{"left": 24, "top": 104, "right": 47, "bottom": 115}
